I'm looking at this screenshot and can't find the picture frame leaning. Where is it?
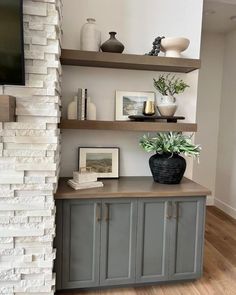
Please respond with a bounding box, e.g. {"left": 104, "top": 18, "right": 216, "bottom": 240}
{"left": 78, "top": 147, "right": 120, "bottom": 179}
{"left": 115, "top": 90, "right": 156, "bottom": 120}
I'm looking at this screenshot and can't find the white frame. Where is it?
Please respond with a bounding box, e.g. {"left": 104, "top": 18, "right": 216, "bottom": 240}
{"left": 78, "top": 147, "right": 119, "bottom": 178}
{"left": 115, "top": 91, "right": 156, "bottom": 120}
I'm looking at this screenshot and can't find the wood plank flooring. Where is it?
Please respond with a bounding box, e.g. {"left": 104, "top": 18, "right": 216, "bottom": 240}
{"left": 58, "top": 207, "right": 236, "bottom": 295}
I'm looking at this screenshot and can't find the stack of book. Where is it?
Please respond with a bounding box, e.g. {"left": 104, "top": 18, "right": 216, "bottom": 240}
{"left": 77, "top": 88, "right": 87, "bottom": 120}
{"left": 67, "top": 170, "right": 103, "bottom": 190}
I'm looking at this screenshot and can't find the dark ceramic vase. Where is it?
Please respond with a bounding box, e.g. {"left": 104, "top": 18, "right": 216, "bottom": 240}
{"left": 149, "top": 153, "right": 186, "bottom": 184}
{"left": 100, "top": 32, "right": 125, "bottom": 53}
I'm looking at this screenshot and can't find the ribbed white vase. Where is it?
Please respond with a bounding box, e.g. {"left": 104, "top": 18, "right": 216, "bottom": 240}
{"left": 157, "top": 95, "right": 177, "bottom": 117}
{"left": 80, "top": 18, "right": 101, "bottom": 52}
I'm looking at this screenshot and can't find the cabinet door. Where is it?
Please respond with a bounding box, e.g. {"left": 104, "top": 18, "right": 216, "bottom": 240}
{"left": 100, "top": 199, "right": 137, "bottom": 286}
{"left": 61, "top": 200, "right": 101, "bottom": 289}
{"left": 169, "top": 197, "right": 206, "bottom": 280}
{"left": 136, "top": 199, "right": 170, "bottom": 283}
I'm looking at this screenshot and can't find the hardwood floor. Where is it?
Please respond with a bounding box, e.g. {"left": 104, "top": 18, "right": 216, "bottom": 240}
{"left": 58, "top": 207, "right": 236, "bottom": 295}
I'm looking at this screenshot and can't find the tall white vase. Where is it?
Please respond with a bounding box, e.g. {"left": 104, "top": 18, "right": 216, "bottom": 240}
{"left": 157, "top": 95, "right": 177, "bottom": 117}
{"left": 80, "top": 18, "right": 101, "bottom": 52}
{"left": 67, "top": 96, "right": 77, "bottom": 120}
{"left": 87, "top": 97, "right": 97, "bottom": 120}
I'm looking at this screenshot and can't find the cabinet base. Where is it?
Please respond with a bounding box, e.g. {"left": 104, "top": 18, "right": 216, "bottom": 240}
{"left": 56, "top": 277, "right": 202, "bottom": 293}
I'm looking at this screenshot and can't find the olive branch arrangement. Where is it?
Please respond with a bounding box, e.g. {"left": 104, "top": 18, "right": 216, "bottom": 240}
{"left": 153, "top": 74, "right": 189, "bottom": 102}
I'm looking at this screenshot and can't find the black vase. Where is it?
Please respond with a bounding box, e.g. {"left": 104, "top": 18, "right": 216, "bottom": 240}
{"left": 149, "top": 153, "right": 186, "bottom": 184}
{"left": 100, "top": 32, "right": 125, "bottom": 53}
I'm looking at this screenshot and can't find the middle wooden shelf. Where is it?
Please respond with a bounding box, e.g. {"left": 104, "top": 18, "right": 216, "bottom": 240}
{"left": 59, "top": 119, "right": 197, "bottom": 132}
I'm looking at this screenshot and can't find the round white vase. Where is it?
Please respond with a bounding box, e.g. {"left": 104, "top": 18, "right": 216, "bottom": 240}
{"left": 80, "top": 18, "right": 101, "bottom": 51}
{"left": 157, "top": 95, "right": 177, "bottom": 117}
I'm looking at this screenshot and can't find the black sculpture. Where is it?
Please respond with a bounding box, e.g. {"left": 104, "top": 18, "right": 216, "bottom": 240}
{"left": 146, "top": 36, "right": 165, "bottom": 56}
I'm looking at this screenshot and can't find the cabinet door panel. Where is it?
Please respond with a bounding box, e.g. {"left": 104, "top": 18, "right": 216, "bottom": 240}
{"left": 62, "top": 200, "right": 101, "bottom": 289}
{"left": 169, "top": 198, "right": 205, "bottom": 280}
{"left": 100, "top": 199, "right": 137, "bottom": 286}
{"left": 136, "top": 199, "right": 170, "bottom": 283}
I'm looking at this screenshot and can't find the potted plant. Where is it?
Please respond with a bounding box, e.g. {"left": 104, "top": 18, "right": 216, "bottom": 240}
{"left": 153, "top": 74, "right": 189, "bottom": 116}
{"left": 140, "top": 132, "right": 201, "bottom": 184}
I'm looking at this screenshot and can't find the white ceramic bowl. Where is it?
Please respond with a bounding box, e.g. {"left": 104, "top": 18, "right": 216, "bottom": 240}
{"left": 161, "top": 37, "right": 190, "bottom": 58}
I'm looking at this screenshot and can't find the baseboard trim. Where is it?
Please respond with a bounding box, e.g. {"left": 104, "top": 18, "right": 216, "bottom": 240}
{"left": 206, "top": 196, "right": 214, "bottom": 206}
{"left": 214, "top": 198, "right": 236, "bottom": 219}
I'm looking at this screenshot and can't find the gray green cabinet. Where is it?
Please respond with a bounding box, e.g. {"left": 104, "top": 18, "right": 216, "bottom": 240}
{"left": 168, "top": 198, "right": 205, "bottom": 280}
{"left": 55, "top": 196, "right": 206, "bottom": 290}
{"left": 100, "top": 200, "right": 137, "bottom": 286}
{"left": 60, "top": 200, "right": 101, "bottom": 289}
{"left": 136, "top": 199, "right": 170, "bottom": 283}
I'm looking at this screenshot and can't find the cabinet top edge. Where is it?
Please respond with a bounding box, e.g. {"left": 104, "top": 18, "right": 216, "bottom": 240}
{"left": 55, "top": 177, "right": 211, "bottom": 200}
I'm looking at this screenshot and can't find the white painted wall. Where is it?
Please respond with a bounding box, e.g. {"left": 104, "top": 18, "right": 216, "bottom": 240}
{"left": 60, "top": 0, "right": 204, "bottom": 177}
{"left": 215, "top": 28, "right": 236, "bottom": 218}
{"left": 62, "top": 0, "right": 203, "bottom": 58}
{"left": 193, "top": 32, "right": 225, "bottom": 204}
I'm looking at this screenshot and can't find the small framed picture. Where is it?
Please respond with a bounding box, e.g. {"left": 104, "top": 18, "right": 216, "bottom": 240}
{"left": 115, "top": 91, "right": 156, "bottom": 120}
{"left": 78, "top": 147, "right": 120, "bottom": 179}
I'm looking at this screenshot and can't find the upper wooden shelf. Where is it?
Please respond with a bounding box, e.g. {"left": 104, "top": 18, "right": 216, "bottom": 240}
{"left": 61, "top": 49, "right": 201, "bottom": 73}
{"left": 55, "top": 177, "right": 211, "bottom": 200}
{"left": 59, "top": 119, "right": 197, "bottom": 132}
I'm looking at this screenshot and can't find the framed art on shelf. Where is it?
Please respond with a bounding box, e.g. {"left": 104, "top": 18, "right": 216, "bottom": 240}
{"left": 78, "top": 147, "right": 120, "bottom": 178}
{"left": 115, "top": 90, "right": 156, "bottom": 120}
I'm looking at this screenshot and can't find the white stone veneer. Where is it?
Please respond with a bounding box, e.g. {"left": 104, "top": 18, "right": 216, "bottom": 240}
{"left": 0, "top": 0, "right": 62, "bottom": 294}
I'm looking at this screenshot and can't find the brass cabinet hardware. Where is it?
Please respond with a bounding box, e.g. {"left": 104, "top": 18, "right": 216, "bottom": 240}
{"left": 104, "top": 203, "right": 109, "bottom": 222}
{"left": 173, "top": 202, "right": 179, "bottom": 219}
{"left": 96, "top": 203, "right": 101, "bottom": 222}
{"left": 166, "top": 201, "right": 172, "bottom": 219}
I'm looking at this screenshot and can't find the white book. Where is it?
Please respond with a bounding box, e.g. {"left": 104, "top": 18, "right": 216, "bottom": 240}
{"left": 68, "top": 179, "right": 103, "bottom": 190}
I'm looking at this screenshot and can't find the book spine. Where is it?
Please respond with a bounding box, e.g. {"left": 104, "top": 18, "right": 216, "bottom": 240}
{"left": 81, "top": 90, "right": 85, "bottom": 120}
{"left": 77, "top": 88, "right": 82, "bottom": 120}
{"left": 84, "top": 89, "right": 88, "bottom": 120}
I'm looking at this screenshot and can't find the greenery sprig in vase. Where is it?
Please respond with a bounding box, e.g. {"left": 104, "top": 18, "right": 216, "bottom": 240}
{"left": 140, "top": 132, "right": 201, "bottom": 184}
{"left": 153, "top": 74, "right": 189, "bottom": 116}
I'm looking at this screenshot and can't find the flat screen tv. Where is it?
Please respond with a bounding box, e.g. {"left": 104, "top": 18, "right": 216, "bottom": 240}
{"left": 0, "top": 0, "right": 25, "bottom": 85}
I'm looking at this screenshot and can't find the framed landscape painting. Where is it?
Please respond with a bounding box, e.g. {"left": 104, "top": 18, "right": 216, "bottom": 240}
{"left": 78, "top": 147, "right": 120, "bottom": 178}
{"left": 115, "top": 91, "right": 156, "bottom": 120}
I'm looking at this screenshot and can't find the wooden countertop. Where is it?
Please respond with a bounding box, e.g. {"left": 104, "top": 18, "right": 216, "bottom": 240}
{"left": 55, "top": 177, "right": 211, "bottom": 200}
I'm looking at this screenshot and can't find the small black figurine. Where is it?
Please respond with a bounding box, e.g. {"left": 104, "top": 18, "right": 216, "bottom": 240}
{"left": 146, "top": 36, "right": 165, "bottom": 56}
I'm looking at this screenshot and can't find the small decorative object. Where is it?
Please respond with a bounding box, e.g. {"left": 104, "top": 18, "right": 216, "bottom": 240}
{"left": 80, "top": 18, "right": 101, "bottom": 52}
{"left": 0, "top": 95, "right": 16, "bottom": 122}
{"left": 73, "top": 168, "right": 98, "bottom": 184}
{"left": 87, "top": 97, "right": 97, "bottom": 120}
{"left": 140, "top": 132, "right": 201, "bottom": 184}
{"left": 146, "top": 36, "right": 165, "bottom": 56}
{"left": 115, "top": 91, "right": 155, "bottom": 120}
{"left": 161, "top": 37, "right": 190, "bottom": 58}
{"left": 100, "top": 32, "right": 124, "bottom": 53}
{"left": 153, "top": 74, "right": 189, "bottom": 117}
{"left": 78, "top": 147, "right": 120, "bottom": 178}
{"left": 68, "top": 167, "right": 103, "bottom": 190}
{"left": 67, "top": 96, "right": 77, "bottom": 120}
{"left": 142, "top": 101, "right": 155, "bottom": 116}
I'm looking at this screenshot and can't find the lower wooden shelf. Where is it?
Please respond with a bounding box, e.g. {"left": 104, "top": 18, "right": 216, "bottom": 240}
{"left": 59, "top": 119, "right": 197, "bottom": 132}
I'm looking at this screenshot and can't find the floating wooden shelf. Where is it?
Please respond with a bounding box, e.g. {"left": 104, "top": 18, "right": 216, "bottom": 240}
{"left": 55, "top": 177, "right": 211, "bottom": 200}
{"left": 61, "top": 49, "right": 201, "bottom": 73}
{"left": 59, "top": 119, "right": 197, "bottom": 132}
